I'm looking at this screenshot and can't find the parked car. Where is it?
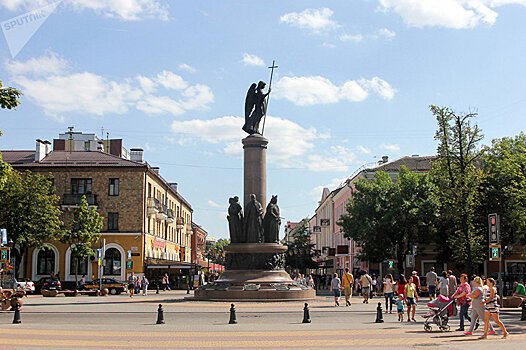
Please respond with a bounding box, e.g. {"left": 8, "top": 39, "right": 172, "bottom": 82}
{"left": 14, "top": 278, "right": 35, "bottom": 294}
{"left": 81, "top": 278, "right": 125, "bottom": 295}
{"left": 34, "top": 277, "right": 62, "bottom": 293}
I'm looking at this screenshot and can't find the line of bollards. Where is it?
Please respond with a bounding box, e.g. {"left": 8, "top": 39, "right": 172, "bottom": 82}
{"left": 153, "top": 302, "right": 314, "bottom": 325}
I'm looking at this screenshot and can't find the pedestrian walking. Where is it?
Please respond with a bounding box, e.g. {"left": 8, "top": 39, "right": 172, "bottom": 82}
{"left": 383, "top": 274, "right": 395, "bottom": 314}
{"left": 342, "top": 268, "right": 354, "bottom": 306}
{"left": 128, "top": 272, "right": 137, "bottom": 298}
{"left": 438, "top": 271, "right": 449, "bottom": 297}
{"left": 464, "top": 276, "right": 493, "bottom": 336}
{"left": 397, "top": 274, "right": 407, "bottom": 300}
{"left": 162, "top": 273, "right": 171, "bottom": 291}
{"left": 447, "top": 270, "right": 457, "bottom": 299}
{"left": 307, "top": 275, "right": 315, "bottom": 289}
{"left": 426, "top": 267, "right": 438, "bottom": 300}
{"left": 405, "top": 276, "right": 419, "bottom": 322}
{"left": 452, "top": 273, "right": 472, "bottom": 331}
{"left": 134, "top": 277, "right": 141, "bottom": 295}
{"left": 331, "top": 273, "right": 342, "bottom": 307}
{"left": 360, "top": 271, "right": 372, "bottom": 304}
{"left": 412, "top": 271, "right": 421, "bottom": 295}
{"left": 371, "top": 275, "right": 377, "bottom": 298}
{"left": 397, "top": 294, "right": 405, "bottom": 322}
{"left": 141, "top": 276, "right": 149, "bottom": 296}
{"left": 480, "top": 278, "right": 509, "bottom": 339}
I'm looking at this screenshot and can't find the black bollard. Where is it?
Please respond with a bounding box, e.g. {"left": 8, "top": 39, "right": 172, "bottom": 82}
{"left": 156, "top": 282, "right": 160, "bottom": 294}
{"left": 156, "top": 304, "right": 165, "bottom": 324}
{"left": 521, "top": 299, "right": 526, "bottom": 321}
{"left": 186, "top": 284, "right": 190, "bottom": 294}
{"left": 302, "top": 302, "right": 311, "bottom": 323}
{"left": 375, "top": 302, "right": 384, "bottom": 323}
{"left": 229, "top": 303, "right": 237, "bottom": 324}
{"left": 12, "top": 301, "right": 21, "bottom": 324}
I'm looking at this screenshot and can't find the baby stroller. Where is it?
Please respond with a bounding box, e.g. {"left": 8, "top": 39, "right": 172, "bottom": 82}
{"left": 422, "top": 295, "right": 455, "bottom": 332}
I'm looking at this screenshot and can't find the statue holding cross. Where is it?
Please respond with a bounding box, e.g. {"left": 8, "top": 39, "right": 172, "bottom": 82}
{"left": 242, "top": 61, "right": 278, "bottom": 135}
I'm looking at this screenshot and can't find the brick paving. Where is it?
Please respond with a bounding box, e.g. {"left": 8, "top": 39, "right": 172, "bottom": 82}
{"left": 1, "top": 291, "right": 525, "bottom": 349}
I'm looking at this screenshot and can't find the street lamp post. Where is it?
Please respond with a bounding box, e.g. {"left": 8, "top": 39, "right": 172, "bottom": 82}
{"left": 7, "top": 239, "right": 15, "bottom": 289}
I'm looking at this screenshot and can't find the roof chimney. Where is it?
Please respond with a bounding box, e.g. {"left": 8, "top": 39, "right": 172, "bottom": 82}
{"left": 130, "top": 148, "right": 143, "bottom": 163}
{"left": 35, "top": 139, "right": 46, "bottom": 162}
{"left": 169, "top": 182, "right": 178, "bottom": 192}
{"left": 382, "top": 156, "right": 389, "bottom": 164}
{"left": 151, "top": 167, "right": 160, "bottom": 174}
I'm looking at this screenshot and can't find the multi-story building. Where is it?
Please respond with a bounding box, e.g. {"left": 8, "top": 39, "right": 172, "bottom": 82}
{"left": 312, "top": 155, "right": 436, "bottom": 277}
{"left": 2, "top": 132, "right": 198, "bottom": 285}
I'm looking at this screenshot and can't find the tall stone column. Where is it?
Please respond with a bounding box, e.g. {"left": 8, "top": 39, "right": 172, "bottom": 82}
{"left": 242, "top": 134, "right": 268, "bottom": 208}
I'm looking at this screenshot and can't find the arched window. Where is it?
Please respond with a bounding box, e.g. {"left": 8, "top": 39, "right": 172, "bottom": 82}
{"left": 103, "top": 248, "right": 121, "bottom": 276}
{"left": 37, "top": 247, "right": 55, "bottom": 275}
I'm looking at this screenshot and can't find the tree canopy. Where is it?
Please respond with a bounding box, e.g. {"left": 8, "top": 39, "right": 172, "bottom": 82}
{"left": 0, "top": 80, "right": 22, "bottom": 110}
{"left": 339, "top": 166, "right": 437, "bottom": 273}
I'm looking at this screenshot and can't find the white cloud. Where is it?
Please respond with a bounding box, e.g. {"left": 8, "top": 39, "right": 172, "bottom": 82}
{"left": 280, "top": 8, "right": 340, "bottom": 33}
{"left": 171, "top": 115, "right": 324, "bottom": 163}
{"left": 339, "top": 33, "right": 363, "bottom": 42}
{"left": 5, "top": 52, "right": 68, "bottom": 76}
{"left": 6, "top": 53, "right": 214, "bottom": 120}
{"left": 241, "top": 53, "right": 265, "bottom": 67}
{"left": 274, "top": 75, "right": 395, "bottom": 106}
{"left": 0, "top": 0, "right": 169, "bottom": 21}
{"left": 381, "top": 143, "right": 401, "bottom": 152}
{"left": 311, "top": 176, "right": 348, "bottom": 195}
{"left": 377, "top": 28, "right": 396, "bottom": 40}
{"left": 156, "top": 70, "right": 188, "bottom": 90}
{"left": 179, "top": 63, "right": 196, "bottom": 73}
{"left": 357, "top": 145, "right": 371, "bottom": 154}
{"left": 207, "top": 200, "right": 222, "bottom": 208}
{"left": 376, "top": 0, "right": 526, "bottom": 29}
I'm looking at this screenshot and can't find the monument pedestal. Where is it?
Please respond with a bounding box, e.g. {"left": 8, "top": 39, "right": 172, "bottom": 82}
{"left": 193, "top": 244, "right": 315, "bottom": 301}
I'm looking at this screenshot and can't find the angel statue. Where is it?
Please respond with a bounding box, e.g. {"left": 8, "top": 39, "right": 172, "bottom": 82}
{"left": 242, "top": 81, "right": 271, "bottom": 135}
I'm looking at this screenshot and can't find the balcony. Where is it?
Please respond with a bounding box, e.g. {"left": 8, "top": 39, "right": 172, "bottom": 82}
{"left": 176, "top": 217, "right": 185, "bottom": 229}
{"left": 61, "top": 194, "right": 97, "bottom": 209}
{"left": 156, "top": 203, "right": 168, "bottom": 221}
{"left": 167, "top": 209, "right": 175, "bottom": 223}
{"left": 147, "top": 197, "right": 159, "bottom": 216}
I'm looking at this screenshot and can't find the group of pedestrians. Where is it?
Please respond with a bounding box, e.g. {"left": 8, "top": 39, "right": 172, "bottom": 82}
{"left": 127, "top": 272, "right": 149, "bottom": 297}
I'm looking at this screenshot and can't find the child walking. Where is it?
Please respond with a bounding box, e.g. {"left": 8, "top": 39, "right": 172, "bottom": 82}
{"left": 397, "top": 294, "right": 405, "bottom": 321}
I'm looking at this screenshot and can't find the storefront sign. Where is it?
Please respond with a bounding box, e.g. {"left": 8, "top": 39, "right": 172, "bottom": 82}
{"left": 131, "top": 246, "right": 138, "bottom": 251}
{"left": 154, "top": 238, "right": 166, "bottom": 249}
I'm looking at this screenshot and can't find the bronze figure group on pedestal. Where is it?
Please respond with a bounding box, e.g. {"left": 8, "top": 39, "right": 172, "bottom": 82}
{"left": 227, "top": 194, "right": 280, "bottom": 244}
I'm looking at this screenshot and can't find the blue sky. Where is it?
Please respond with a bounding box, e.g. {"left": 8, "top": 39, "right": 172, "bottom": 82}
{"left": 1, "top": 0, "right": 526, "bottom": 240}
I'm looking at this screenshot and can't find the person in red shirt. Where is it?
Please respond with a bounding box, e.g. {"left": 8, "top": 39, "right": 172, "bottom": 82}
{"left": 412, "top": 271, "right": 421, "bottom": 294}
{"left": 453, "top": 273, "right": 472, "bottom": 331}
{"left": 397, "top": 274, "right": 407, "bottom": 299}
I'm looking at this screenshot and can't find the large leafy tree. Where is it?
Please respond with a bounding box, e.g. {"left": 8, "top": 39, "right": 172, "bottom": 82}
{"left": 60, "top": 196, "right": 103, "bottom": 286}
{"left": 480, "top": 133, "right": 526, "bottom": 256}
{"left": 205, "top": 239, "right": 230, "bottom": 266}
{"left": 284, "top": 220, "right": 315, "bottom": 272}
{"left": 340, "top": 166, "right": 438, "bottom": 273}
{"left": 429, "top": 106, "right": 485, "bottom": 274}
{"left": 0, "top": 170, "right": 64, "bottom": 276}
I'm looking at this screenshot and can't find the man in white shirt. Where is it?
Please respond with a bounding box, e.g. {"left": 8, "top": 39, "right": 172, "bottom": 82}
{"left": 360, "top": 271, "right": 372, "bottom": 304}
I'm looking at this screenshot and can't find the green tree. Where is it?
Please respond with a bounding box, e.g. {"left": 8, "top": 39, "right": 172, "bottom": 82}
{"left": 339, "top": 166, "right": 438, "bottom": 274}
{"left": 0, "top": 80, "right": 22, "bottom": 110}
{"left": 60, "top": 196, "right": 103, "bottom": 286}
{"left": 284, "top": 221, "right": 315, "bottom": 272}
{"left": 429, "top": 106, "right": 485, "bottom": 274}
{"left": 0, "top": 170, "right": 64, "bottom": 277}
{"left": 481, "top": 133, "right": 526, "bottom": 256}
{"left": 205, "top": 239, "right": 230, "bottom": 266}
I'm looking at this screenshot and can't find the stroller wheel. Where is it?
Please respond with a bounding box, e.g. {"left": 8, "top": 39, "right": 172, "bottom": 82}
{"left": 442, "top": 325, "right": 450, "bottom": 332}
{"left": 424, "top": 324, "right": 432, "bottom": 332}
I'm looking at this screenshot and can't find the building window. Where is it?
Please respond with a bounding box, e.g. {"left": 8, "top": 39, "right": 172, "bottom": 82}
{"left": 37, "top": 247, "right": 55, "bottom": 275}
{"left": 103, "top": 248, "right": 121, "bottom": 276}
{"left": 70, "top": 256, "right": 88, "bottom": 275}
{"left": 108, "top": 212, "right": 119, "bottom": 231}
{"left": 109, "top": 178, "right": 119, "bottom": 196}
{"left": 71, "top": 178, "right": 92, "bottom": 194}
{"left": 148, "top": 183, "right": 152, "bottom": 197}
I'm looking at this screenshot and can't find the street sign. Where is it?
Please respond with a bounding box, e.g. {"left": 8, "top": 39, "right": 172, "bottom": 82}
{"left": 488, "top": 213, "right": 500, "bottom": 245}
{"left": 1, "top": 229, "right": 6, "bottom": 245}
{"left": 489, "top": 244, "right": 501, "bottom": 261}
{"left": 412, "top": 245, "right": 417, "bottom": 255}
{"left": 97, "top": 248, "right": 102, "bottom": 266}
{"left": 127, "top": 250, "right": 132, "bottom": 260}
{"left": 0, "top": 247, "right": 9, "bottom": 263}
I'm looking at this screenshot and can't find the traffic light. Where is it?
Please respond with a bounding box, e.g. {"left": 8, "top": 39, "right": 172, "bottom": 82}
{"left": 489, "top": 245, "right": 501, "bottom": 261}
{"left": 387, "top": 259, "right": 395, "bottom": 270}
{"left": 0, "top": 248, "right": 8, "bottom": 263}
{"left": 488, "top": 213, "right": 499, "bottom": 244}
